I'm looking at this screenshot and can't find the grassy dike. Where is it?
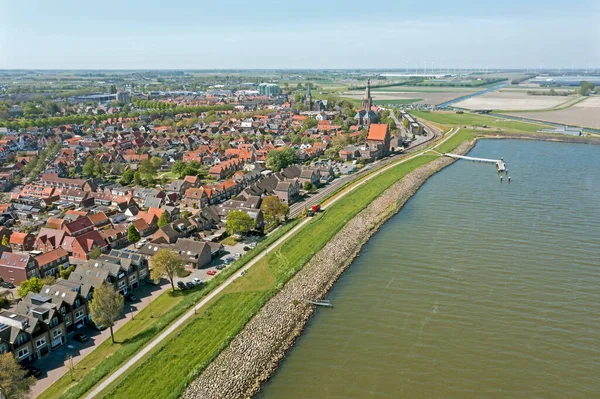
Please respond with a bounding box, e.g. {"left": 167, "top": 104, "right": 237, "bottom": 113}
{"left": 94, "top": 154, "right": 441, "bottom": 399}
{"left": 37, "top": 220, "right": 300, "bottom": 399}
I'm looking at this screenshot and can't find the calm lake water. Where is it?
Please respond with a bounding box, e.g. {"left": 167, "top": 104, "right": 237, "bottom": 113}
{"left": 258, "top": 139, "right": 600, "bottom": 399}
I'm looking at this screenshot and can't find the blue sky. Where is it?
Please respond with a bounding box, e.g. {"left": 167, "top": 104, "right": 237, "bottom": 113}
{"left": 1, "top": 0, "right": 598, "bottom": 69}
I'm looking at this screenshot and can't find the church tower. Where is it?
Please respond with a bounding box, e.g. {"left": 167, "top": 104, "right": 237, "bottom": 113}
{"left": 362, "top": 79, "right": 372, "bottom": 110}
{"left": 305, "top": 83, "right": 312, "bottom": 111}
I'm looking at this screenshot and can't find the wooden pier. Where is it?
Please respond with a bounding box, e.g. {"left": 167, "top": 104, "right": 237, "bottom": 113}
{"left": 444, "top": 153, "right": 506, "bottom": 172}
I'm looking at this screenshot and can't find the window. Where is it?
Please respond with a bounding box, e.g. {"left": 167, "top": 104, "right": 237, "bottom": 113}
{"left": 17, "top": 347, "right": 29, "bottom": 359}
{"left": 118, "top": 280, "right": 126, "bottom": 288}
{"left": 64, "top": 316, "right": 71, "bottom": 325}
{"left": 75, "top": 310, "right": 84, "bottom": 320}
{"left": 36, "top": 337, "right": 46, "bottom": 348}
{"left": 129, "top": 274, "right": 136, "bottom": 283}
{"left": 60, "top": 306, "right": 66, "bottom": 314}
{"left": 0, "top": 344, "right": 7, "bottom": 354}
{"left": 15, "top": 334, "right": 27, "bottom": 346}
{"left": 49, "top": 317, "right": 59, "bottom": 328}
{"left": 75, "top": 299, "right": 81, "bottom": 308}
{"left": 52, "top": 328, "right": 62, "bottom": 338}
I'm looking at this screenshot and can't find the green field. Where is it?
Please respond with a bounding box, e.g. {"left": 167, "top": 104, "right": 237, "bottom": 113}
{"left": 411, "top": 111, "right": 545, "bottom": 133}
{"left": 96, "top": 154, "right": 440, "bottom": 399}
{"left": 371, "top": 86, "right": 479, "bottom": 93}
{"left": 373, "top": 99, "right": 421, "bottom": 106}
{"left": 435, "top": 129, "right": 476, "bottom": 154}
{"left": 37, "top": 221, "right": 300, "bottom": 399}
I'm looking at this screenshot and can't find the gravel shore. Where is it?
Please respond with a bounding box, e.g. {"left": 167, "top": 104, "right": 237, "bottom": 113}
{"left": 183, "top": 142, "right": 473, "bottom": 399}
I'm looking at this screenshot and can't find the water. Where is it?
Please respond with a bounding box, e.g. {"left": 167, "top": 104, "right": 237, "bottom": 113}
{"left": 258, "top": 139, "right": 600, "bottom": 399}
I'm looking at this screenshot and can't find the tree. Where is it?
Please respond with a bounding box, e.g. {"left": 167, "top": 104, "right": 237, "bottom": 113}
{"left": 0, "top": 353, "right": 35, "bottom": 399}
{"left": 109, "top": 85, "right": 117, "bottom": 94}
{"left": 172, "top": 160, "right": 186, "bottom": 177}
{"left": 150, "top": 249, "right": 186, "bottom": 292}
{"left": 60, "top": 265, "right": 75, "bottom": 280}
{"left": 580, "top": 81, "right": 596, "bottom": 96}
{"left": 133, "top": 171, "right": 143, "bottom": 186}
{"left": 127, "top": 224, "right": 140, "bottom": 243}
{"left": 226, "top": 210, "right": 256, "bottom": 236}
{"left": 150, "top": 156, "right": 164, "bottom": 171}
{"left": 157, "top": 212, "right": 169, "bottom": 228}
{"left": 261, "top": 196, "right": 289, "bottom": 227}
{"left": 266, "top": 147, "right": 297, "bottom": 172}
{"left": 88, "top": 246, "right": 102, "bottom": 260}
{"left": 89, "top": 284, "right": 124, "bottom": 344}
{"left": 121, "top": 169, "right": 134, "bottom": 185}
{"left": 17, "top": 277, "right": 44, "bottom": 297}
{"left": 82, "top": 157, "right": 96, "bottom": 178}
{"left": 1, "top": 235, "right": 8, "bottom": 246}
{"left": 303, "top": 181, "right": 314, "bottom": 191}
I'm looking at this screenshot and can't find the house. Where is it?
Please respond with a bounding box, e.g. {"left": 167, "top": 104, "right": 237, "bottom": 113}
{"left": 0, "top": 252, "right": 39, "bottom": 285}
{"left": 99, "top": 225, "right": 129, "bottom": 249}
{"left": 366, "top": 123, "right": 391, "bottom": 159}
{"left": 37, "top": 279, "right": 89, "bottom": 333}
{"left": 62, "top": 217, "right": 94, "bottom": 237}
{"left": 172, "top": 238, "right": 212, "bottom": 268}
{"left": 274, "top": 179, "right": 300, "bottom": 204}
{"left": 87, "top": 212, "right": 110, "bottom": 228}
{"left": 132, "top": 218, "right": 156, "bottom": 237}
{"left": 34, "top": 248, "right": 69, "bottom": 278}
{"left": 35, "top": 228, "right": 67, "bottom": 252}
{"left": 184, "top": 187, "right": 209, "bottom": 209}
{"left": 9, "top": 232, "right": 35, "bottom": 251}
{"left": 71, "top": 231, "right": 108, "bottom": 260}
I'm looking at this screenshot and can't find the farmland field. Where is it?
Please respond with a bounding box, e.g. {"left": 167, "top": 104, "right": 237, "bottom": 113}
{"left": 502, "top": 97, "right": 600, "bottom": 129}
{"left": 342, "top": 90, "right": 473, "bottom": 106}
{"left": 454, "top": 91, "right": 575, "bottom": 111}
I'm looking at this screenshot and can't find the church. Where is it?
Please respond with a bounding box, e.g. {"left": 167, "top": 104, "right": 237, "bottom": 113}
{"left": 354, "top": 79, "right": 379, "bottom": 126}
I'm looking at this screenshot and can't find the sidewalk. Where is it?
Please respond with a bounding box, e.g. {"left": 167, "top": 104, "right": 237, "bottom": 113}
{"left": 30, "top": 281, "right": 169, "bottom": 398}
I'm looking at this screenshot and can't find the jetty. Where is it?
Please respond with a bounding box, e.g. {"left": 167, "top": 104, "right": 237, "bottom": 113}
{"left": 444, "top": 153, "right": 506, "bottom": 172}
{"left": 303, "top": 299, "right": 333, "bottom": 307}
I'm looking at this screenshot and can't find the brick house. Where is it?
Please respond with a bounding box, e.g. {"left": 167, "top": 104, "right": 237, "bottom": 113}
{"left": 0, "top": 252, "right": 39, "bottom": 285}
{"left": 71, "top": 231, "right": 108, "bottom": 260}
{"left": 9, "top": 232, "right": 35, "bottom": 251}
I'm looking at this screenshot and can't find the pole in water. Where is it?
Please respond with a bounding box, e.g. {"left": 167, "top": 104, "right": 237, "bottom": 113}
{"left": 500, "top": 175, "right": 503, "bottom": 182}
{"left": 508, "top": 176, "right": 511, "bottom": 183}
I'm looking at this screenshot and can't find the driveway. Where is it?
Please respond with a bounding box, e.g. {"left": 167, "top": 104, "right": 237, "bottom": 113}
{"left": 31, "top": 281, "right": 170, "bottom": 398}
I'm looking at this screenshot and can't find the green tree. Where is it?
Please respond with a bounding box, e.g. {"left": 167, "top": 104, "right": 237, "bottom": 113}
{"left": 82, "top": 157, "right": 96, "bottom": 178}
{"left": 226, "top": 210, "right": 256, "bottom": 236}
{"left": 260, "top": 196, "right": 289, "bottom": 227}
{"left": 157, "top": 212, "right": 169, "bottom": 228}
{"left": 133, "top": 171, "right": 143, "bottom": 186}
{"left": 266, "top": 147, "right": 297, "bottom": 172}
{"left": 303, "top": 181, "right": 314, "bottom": 191}
{"left": 580, "top": 81, "right": 596, "bottom": 96}
{"left": 109, "top": 85, "right": 117, "bottom": 94}
{"left": 17, "top": 277, "right": 45, "bottom": 297}
{"left": 302, "top": 117, "right": 318, "bottom": 130}
{"left": 121, "top": 169, "right": 135, "bottom": 185}
{"left": 89, "top": 284, "right": 124, "bottom": 344}
{"left": 172, "top": 160, "right": 186, "bottom": 177}
{"left": 127, "top": 224, "right": 141, "bottom": 243}
{"left": 150, "top": 249, "right": 186, "bottom": 292}
{"left": 150, "top": 157, "right": 164, "bottom": 170}
{"left": 0, "top": 353, "right": 35, "bottom": 399}
{"left": 88, "top": 246, "right": 102, "bottom": 260}
{"left": 60, "top": 265, "right": 75, "bottom": 280}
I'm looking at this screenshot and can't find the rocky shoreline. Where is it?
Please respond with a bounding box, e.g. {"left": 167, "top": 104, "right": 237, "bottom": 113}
{"left": 183, "top": 141, "right": 474, "bottom": 399}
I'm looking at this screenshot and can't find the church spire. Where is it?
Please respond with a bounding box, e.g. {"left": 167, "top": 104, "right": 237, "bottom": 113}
{"left": 305, "top": 82, "right": 312, "bottom": 111}
{"left": 362, "top": 79, "right": 372, "bottom": 111}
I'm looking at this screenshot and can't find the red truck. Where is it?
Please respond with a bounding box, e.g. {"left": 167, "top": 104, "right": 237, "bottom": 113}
{"left": 307, "top": 204, "right": 321, "bottom": 217}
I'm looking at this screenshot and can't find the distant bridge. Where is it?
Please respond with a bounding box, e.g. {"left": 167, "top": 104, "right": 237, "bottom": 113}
{"left": 445, "top": 153, "right": 506, "bottom": 172}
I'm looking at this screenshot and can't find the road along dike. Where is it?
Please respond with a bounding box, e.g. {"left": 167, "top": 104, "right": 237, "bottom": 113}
{"left": 183, "top": 141, "right": 473, "bottom": 399}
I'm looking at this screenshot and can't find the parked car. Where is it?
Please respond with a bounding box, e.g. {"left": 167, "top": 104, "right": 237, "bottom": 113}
{"left": 232, "top": 253, "right": 241, "bottom": 260}
{"left": 23, "top": 364, "right": 42, "bottom": 378}
{"left": 73, "top": 332, "right": 89, "bottom": 343}
{"left": 193, "top": 277, "right": 202, "bottom": 285}
{"left": 207, "top": 270, "right": 217, "bottom": 276}
{"left": 185, "top": 282, "right": 195, "bottom": 289}
{"left": 248, "top": 242, "right": 257, "bottom": 249}
{"left": 243, "top": 246, "right": 250, "bottom": 251}
{"left": 0, "top": 281, "right": 15, "bottom": 289}
{"left": 216, "top": 265, "right": 225, "bottom": 270}
{"left": 124, "top": 293, "right": 137, "bottom": 302}
{"left": 177, "top": 281, "right": 187, "bottom": 290}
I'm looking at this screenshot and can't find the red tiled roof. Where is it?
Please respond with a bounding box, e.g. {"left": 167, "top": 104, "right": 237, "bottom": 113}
{"left": 367, "top": 124, "right": 389, "bottom": 141}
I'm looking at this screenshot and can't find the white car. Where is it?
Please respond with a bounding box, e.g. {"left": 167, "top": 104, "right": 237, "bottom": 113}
{"left": 193, "top": 277, "right": 202, "bottom": 285}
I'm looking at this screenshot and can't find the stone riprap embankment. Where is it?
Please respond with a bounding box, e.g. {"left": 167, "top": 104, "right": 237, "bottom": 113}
{"left": 183, "top": 142, "right": 473, "bottom": 399}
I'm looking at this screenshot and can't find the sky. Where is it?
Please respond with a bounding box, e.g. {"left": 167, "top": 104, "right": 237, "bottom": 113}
{"left": 0, "top": 0, "right": 599, "bottom": 69}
